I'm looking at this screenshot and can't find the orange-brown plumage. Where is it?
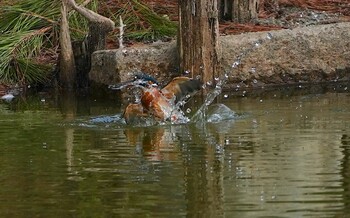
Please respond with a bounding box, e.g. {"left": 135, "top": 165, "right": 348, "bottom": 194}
{"left": 123, "top": 103, "right": 146, "bottom": 124}
{"left": 117, "top": 75, "right": 202, "bottom": 124}
{"left": 162, "top": 77, "right": 202, "bottom": 103}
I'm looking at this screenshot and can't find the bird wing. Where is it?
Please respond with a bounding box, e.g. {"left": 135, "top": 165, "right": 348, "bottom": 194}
{"left": 161, "top": 77, "right": 202, "bottom": 103}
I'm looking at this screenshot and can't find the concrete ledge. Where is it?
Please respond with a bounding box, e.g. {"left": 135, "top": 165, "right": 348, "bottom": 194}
{"left": 89, "top": 22, "right": 350, "bottom": 87}
{"left": 89, "top": 41, "right": 178, "bottom": 85}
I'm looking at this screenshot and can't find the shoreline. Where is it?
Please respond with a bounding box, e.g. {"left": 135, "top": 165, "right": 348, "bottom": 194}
{"left": 90, "top": 22, "right": 350, "bottom": 89}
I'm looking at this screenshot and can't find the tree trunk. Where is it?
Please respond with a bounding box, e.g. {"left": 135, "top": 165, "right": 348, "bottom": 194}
{"left": 59, "top": 0, "right": 76, "bottom": 89}
{"left": 178, "top": 0, "right": 220, "bottom": 85}
{"left": 219, "top": 0, "right": 258, "bottom": 22}
{"left": 59, "top": 0, "right": 115, "bottom": 88}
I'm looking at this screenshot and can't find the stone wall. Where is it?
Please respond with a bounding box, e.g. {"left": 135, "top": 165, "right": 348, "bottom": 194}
{"left": 89, "top": 22, "right": 350, "bottom": 88}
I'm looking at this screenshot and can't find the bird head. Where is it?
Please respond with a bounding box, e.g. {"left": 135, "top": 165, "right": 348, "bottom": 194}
{"left": 133, "top": 73, "right": 159, "bottom": 88}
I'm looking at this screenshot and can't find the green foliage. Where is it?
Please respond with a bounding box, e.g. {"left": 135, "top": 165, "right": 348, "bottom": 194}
{"left": 0, "top": 30, "right": 51, "bottom": 84}
{"left": 105, "top": 0, "right": 177, "bottom": 41}
{"left": 0, "top": 0, "right": 95, "bottom": 85}
{"left": 0, "top": 0, "right": 176, "bottom": 85}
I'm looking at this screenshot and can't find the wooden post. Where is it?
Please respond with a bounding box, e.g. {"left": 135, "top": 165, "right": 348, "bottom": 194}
{"left": 59, "top": 0, "right": 76, "bottom": 89}
{"left": 178, "top": 0, "right": 220, "bottom": 85}
{"left": 59, "top": 0, "right": 114, "bottom": 88}
{"left": 219, "top": 0, "right": 258, "bottom": 22}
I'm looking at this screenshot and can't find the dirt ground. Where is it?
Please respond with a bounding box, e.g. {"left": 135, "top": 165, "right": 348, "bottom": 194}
{"left": 141, "top": 0, "right": 350, "bottom": 35}
{"left": 90, "top": 1, "right": 350, "bottom": 88}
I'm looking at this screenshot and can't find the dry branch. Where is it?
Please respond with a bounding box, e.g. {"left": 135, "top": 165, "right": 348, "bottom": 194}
{"left": 66, "top": 0, "right": 115, "bottom": 30}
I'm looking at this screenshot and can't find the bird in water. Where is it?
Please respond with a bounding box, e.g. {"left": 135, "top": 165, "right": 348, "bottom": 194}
{"left": 109, "top": 73, "right": 202, "bottom": 125}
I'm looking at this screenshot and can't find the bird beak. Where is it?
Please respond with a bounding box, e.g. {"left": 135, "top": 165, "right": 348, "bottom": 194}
{"left": 109, "top": 79, "right": 157, "bottom": 90}
{"left": 108, "top": 79, "right": 134, "bottom": 90}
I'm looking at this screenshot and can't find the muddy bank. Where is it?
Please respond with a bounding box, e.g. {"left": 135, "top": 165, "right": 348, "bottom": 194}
{"left": 89, "top": 22, "right": 350, "bottom": 88}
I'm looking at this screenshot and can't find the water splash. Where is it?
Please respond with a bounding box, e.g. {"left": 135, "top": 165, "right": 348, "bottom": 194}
{"left": 191, "top": 33, "right": 274, "bottom": 123}
{"left": 206, "top": 103, "right": 236, "bottom": 123}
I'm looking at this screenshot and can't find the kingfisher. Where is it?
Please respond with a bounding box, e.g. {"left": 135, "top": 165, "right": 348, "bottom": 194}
{"left": 110, "top": 73, "right": 202, "bottom": 124}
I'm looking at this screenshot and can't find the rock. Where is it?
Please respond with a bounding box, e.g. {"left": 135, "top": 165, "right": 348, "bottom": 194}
{"left": 220, "top": 22, "right": 350, "bottom": 88}
{"left": 89, "top": 41, "right": 179, "bottom": 86}
{"left": 89, "top": 22, "right": 350, "bottom": 88}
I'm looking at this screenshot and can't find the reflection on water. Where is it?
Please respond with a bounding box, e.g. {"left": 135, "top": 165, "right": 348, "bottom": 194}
{"left": 0, "top": 83, "right": 349, "bottom": 217}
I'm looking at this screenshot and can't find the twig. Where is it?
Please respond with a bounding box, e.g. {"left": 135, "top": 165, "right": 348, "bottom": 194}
{"left": 119, "top": 16, "right": 125, "bottom": 48}
{"left": 66, "top": 0, "right": 115, "bottom": 30}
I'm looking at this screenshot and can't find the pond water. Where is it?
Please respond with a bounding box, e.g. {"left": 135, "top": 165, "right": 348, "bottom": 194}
{"left": 0, "top": 82, "right": 349, "bottom": 217}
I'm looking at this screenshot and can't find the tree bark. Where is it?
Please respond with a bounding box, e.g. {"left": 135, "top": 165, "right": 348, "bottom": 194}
{"left": 59, "top": 0, "right": 115, "bottom": 88}
{"left": 59, "top": 0, "right": 76, "bottom": 89}
{"left": 66, "top": 0, "right": 115, "bottom": 30}
{"left": 219, "top": 0, "right": 258, "bottom": 22}
{"left": 178, "top": 0, "right": 220, "bottom": 85}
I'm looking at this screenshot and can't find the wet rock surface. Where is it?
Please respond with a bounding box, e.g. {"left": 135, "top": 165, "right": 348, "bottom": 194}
{"left": 89, "top": 22, "right": 350, "bottom": 88}
{"left": 89, "top": 41, "right": 179, "bottom": 86}
{"left": 221, "top": 22, "right": 350, "bottom": 88}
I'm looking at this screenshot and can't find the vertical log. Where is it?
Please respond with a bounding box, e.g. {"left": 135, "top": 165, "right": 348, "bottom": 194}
{"left": 235, "top": 0, "right": 258, "bottom": 22}
{"left": 178, "top": 0, "right": 220, "bottom": 84}
{"left": 59, "top": 0, "right": 76, "bottom": 89}
{"left": 220, "top": 0, "right": 258, "bottom": 22}
{"left": 76, "top": 22, "right": 111, "bottom": 87}
{"left": 60, "top": 0, "right": 114, "bottom": 88}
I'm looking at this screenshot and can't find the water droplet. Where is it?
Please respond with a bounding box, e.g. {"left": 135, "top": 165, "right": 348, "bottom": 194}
{"left": 185, "top": 70, "right": 190, "bottom": 74}
{"left": 224, "top": 94, "right": 229, "bottom": 98}
{"left": 214, "top": 77, "right": 219, "bottom": 81}
{"left": 232, "top": 60, "right": 241, "bottom": 68}
{"left": 267, "top": 32, "right": 273, "bottom": 40}
{"left": 206, "top": 81, "right": 213, "bottom": 86}
{"left": 344, "top": 87, "right": 348, "bottom": 91}
{"left": 186, "top": 108, "right": 191, "bottom": 113}
{"left": 260, "top": 99, "right": 263, "bottom": 103}
{"left": 41, "top": 98, "right": 46, "bottom": 102}
{"left": 224, "top": 73, "right": 229, "bottom": 79}
{"left": 253, "top": 79, "right": 258, "bottom": 84}
{"left": 298, "top": 85, "right": 302, "bottom": 88}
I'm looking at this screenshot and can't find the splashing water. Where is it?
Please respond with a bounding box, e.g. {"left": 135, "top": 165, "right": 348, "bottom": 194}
{"left": 109, "top": 78, "right": 192, "bottom": 126}
{"left": 108, "top": 33, "right": 274, "bottom": 126}
{"left": 191, "top": 33, "right": 274, "bottom": 123}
